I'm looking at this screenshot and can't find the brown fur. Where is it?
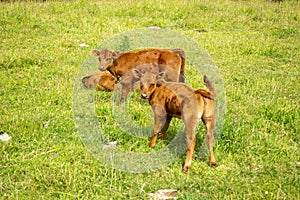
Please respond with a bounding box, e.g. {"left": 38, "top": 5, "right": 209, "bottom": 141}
{"left": 119, "top": 63, "right": 159, "bottom": 103}
{"left": 92, "top": 48, "right": 185, "bottom": 82}
{"left": 119, "top": 62, "right": 187, "bottom": 103}
{"left": 134, "top": 70, "right": 217, "bottom": 172}
{"left": 82, "top": 70, "right": 117, "bottom": 91}
{"left": 91, "top": 48, "right": 185, "bottom": 102}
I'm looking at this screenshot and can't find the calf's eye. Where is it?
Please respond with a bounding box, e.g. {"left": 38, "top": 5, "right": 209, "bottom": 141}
{"left": 150, "top": 83, "right": 155, "bottom": 88}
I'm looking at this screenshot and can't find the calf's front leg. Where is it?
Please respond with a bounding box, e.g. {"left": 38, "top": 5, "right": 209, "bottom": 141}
{"left": 159, "top": 115, "right": 172, "bottom": 140}
{"left": 149, "top": 105, "right": 167, "bottom": 148}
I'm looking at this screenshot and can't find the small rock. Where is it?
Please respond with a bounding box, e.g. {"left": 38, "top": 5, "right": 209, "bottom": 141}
{"left": 0, "top": 133, "right": 12, "bottom": 142}
{"left": 147, "top": 189, "right": 178, "bottom": 200}
{"left": 79, "top": 43, "right": 89, "bottom": 47}
{"left": 148, "top": 26, "right": 162, "bottom": 30}
{"left": 102, "top": 141, "right": 117, "bottom": 150}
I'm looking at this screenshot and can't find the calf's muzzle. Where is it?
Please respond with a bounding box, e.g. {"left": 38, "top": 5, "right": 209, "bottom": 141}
{"left": 141, "top": 94, "right": 148, "bottom": 99}
{"left": 99, "top": 66, "right": 105, "bottom": 71}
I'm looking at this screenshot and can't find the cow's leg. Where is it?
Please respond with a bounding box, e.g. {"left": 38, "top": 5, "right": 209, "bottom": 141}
{"left": 159, "top": 115, "right": 172, "bottom": 140}
{"left": 182, "top": 125, "right": 197, "bottom": 172}
{"left": 181, "top": 102, "right": 200, "bottom": 172}
{"left": 120, "top": 82, "right": 133, "bottom": 104}
{"left": 149, "top": 105, "right": 167, "bottom": 148}
{"left": 203, "top": 115, "right": 217, "bottom": 167}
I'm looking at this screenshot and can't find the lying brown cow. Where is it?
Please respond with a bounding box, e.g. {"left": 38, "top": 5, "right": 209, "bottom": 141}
{"left": 82, "top": 70, "right": 117, "bottom": 91}
{"left": 134, "top": 70, "right": 218, "bottom": 172}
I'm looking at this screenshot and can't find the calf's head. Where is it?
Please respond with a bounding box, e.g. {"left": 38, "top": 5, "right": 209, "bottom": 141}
{"left": 133, "top": 70, "right": 165, "bottom": 99}
{"left": 82, "top": 71, "right": 101, "bottom": 89}
{"left": 82, "top": 70, "right": 117, "bottom": 91}
{"left": 92, "top": 49, "right": 120, "bottom": 71}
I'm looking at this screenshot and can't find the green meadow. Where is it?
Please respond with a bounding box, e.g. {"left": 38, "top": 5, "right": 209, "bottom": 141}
{"left": 0, "top": 0, "right": 299, "bottom": 199}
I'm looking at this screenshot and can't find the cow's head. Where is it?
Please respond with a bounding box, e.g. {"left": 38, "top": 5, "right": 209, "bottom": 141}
{"left": 133, "top": 70, "right": 165, "bottom": 99}
{"left": 92, "top": 49, "right": 120, "bottom": 71}
{"left": 82, "top": 72, "right": 101, "bottom": 89}
{"left": 82, "top": 70, "right": 117, "bottom": 91}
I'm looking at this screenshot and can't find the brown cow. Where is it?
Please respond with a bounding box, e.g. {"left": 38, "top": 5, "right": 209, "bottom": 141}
{"left": 92, "top": 48, "right": 185, "bottom": 102}
{"left": 134, "top": 70, "right": 217, "bottom": 172}
{"left": 82, "top": 70, "right": 117, "bottom": 91}
{"left": 92, "top": 48, "right": 185, "bottom": 82}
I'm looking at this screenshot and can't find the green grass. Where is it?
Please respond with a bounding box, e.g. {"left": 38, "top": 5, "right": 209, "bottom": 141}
{"left": 1, "top": 0, "right": 299, "bottom": 199}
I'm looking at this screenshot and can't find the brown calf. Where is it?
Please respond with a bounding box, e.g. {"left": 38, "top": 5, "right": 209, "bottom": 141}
{"left": 134, "top": 70, "right": 218, "bottom": 172}
{"left": 92, "top": 48, "right": 185, "bottom": 102}
{"left": 92, "top": 48, "right": 185, "bottom": 82}
{"left": 82, "top": 70, "right": 117, "bottom": 91}
{"left": 118, "top": 63, "right": 159, "bottom": 103}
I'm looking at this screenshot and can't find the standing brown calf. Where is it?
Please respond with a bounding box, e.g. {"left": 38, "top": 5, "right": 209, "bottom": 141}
{"left": 134, "top": 70, "right": 218, "bottom": 172}
{"left": 92, "top": 48, "right": 185, "bottom": 81}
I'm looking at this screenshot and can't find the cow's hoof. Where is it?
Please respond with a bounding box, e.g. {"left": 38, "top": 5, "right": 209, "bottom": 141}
{"left": 182, "top": 166, "right": 190, "bottom": 173}
{"left": 210, "top": 162, "right": 218, "bottom": 167}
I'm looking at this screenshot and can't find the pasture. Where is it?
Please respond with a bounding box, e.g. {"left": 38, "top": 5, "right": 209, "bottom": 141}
{"left": 0, "top": 0, "right": 299, "bottom": 199}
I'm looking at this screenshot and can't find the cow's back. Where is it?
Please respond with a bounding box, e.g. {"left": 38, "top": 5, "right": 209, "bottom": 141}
{"left": 114, "top": 49, "right": 159, "bottom": 77}
{"left": 114, "top": 49, "right": 182, "bottom": 81}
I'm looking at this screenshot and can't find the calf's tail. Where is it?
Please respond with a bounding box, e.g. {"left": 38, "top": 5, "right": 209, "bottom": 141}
{"left": 203, "top": 75, "right": 216, "bottom": 99}
{"left": 195, "top": 75, "right": 216, "bottom": 100}
{"left": 172, "top": 49, "right": 186, "bottom": 83}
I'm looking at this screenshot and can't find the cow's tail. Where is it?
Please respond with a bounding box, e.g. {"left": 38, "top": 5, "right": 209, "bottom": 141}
{"left": 172, "top": 49, "right": 186, "bottom": 83}
{"left": 195, "top": 75, "right": 216, "bottom": 100}
{"left": 203, "top": 75, "right": 216, "bottom": 99}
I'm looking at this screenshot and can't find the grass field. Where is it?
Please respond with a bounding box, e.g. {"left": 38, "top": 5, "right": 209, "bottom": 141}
{"left": 1, "top": 0, "right": 299, "bottom": 199}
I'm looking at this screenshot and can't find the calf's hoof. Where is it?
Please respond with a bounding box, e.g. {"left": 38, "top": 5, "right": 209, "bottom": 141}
{"left": 148, "top": 143, "right": 155, "bottom": 148}
{"left": 210, "top": 161, "right": 218, "bottom": 167}
{"left": 182, "top": 165, "right": 190, "bottom": 173}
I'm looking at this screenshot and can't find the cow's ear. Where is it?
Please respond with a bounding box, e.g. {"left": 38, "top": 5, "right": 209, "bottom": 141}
{"left": 92, "top": 49, "right": 100, "bottom": 56}
{"left": 133, "top": 69, "right": 142, "bottom": 79}
{"left": 112, "top": 51, "right": 120, "bottom": 57}
{"left": 156, "top": 72, "right": 165, "bottom": 80}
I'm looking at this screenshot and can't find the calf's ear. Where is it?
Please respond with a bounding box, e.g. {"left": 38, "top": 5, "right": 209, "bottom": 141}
{"left": 92, "top": 49, "right": 101, "bottom": 56}
{"left": 112, "top": 51, "right": 120, "bottom": 57}
{"left": 132, "top": 69, "right": 142, "bottom": 79}
{"left": 156, "top": 72, "right": 166, "bottom": 80}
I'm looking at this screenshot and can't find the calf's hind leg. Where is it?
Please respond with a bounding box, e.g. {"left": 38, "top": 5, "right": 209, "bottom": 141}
{"left": 182, "top": 126, "right": 197, "bottom": 172}
{"left": 203, "top": 116, "right": 217, "bottom": 167}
